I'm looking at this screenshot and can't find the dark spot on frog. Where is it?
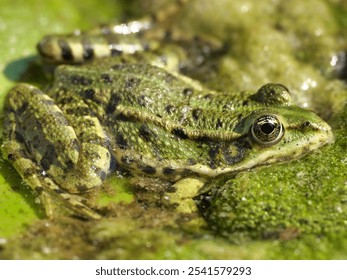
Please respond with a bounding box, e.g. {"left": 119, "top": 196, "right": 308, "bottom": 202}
{"left": 106, "top": 92, "right": 121, "bottom": 114}
{"left": 76, "top": 184, "right": 89, "bottom": 192}
{"left": 116, "top": 133, "right": 128, "bottom": 149}
{"left": 110, "top": 46, "right": 123, "bottom": 56}
{"left": 23, "top": 167, "right": 39, "bottom": 177}
{"left": 69, "top": 74, "right": 92, "bottom": 86}
{"left": 142, "top": 42, "right": 151, "bottom": 52}
{"left": 16, "top": 101, "right": 28, "bottom": 116}
{"left": 299, "top": 121, "right": 313, "bottom": 131}
{"left": 53, "top": 188, "right": 66, "bottom": 194}
{"left": 116, "top": 112, "right": 132, "bottom": 122}
{"left": 181, "top": 168, "right": 195, "bottom": 177}
{"left": 121, "top": 155, "right": 134, "bottom": 165}
{"left": 172, "top": 127, "right": 189, "bottom": 139}
{"left": 40, "top": 144, "right": 58, "bottom": 171}
{"left": 163, "top": 167, "right": 175, "bottom": 175}
{"left": 139, "top": 164, "right": 156, "bottom": 175}
{"left": 7, "top": 153, "right": 16, "bottom": 161}
{"left": 31, "top": 135, "right": 41, "bottom": 149}
{"left": 41, "top": 99, "right": 55, "bottom": 106}
{"left": 187, "top": 158, "right": 197, "bottom": 166}
{"left": 125, "top": 77, "right": 140, "bottom": 88}
{"left": 81, "top": 38, "right": 94, "bottom": 60}
{"left": 83, "top": 88, "right": 95, "bottom": 99}
{"left": 208, "top": 145, "right": 220, "bottom": 169}
{"left": 209, "top": 140, "right": 248, "bottom": 168}
{"left": 58, "top": 39, "right": 73, "bottom": 61}
{"left": 139, "top": 124, "right": 156, "bottom": 142}
{"left": 64, "top": 158, "right": 75, "bottom": 170}
{"left": 302, "top": 121, "right": 311, "bottom": 127}
{"left": 165, "top": 104, "right": 176, "bottom": 114}
{"left": 14, "top": 131, "right": 25, "bottom": 143}
{"left": 100, "top": 73, "right": 112, "bottom": 84}
{"left": 216, "top": 118, "right": 223, "bottom": 129}
{"left": 183, "top": 87, "right": 194, "bottom": 96}
{"left": 222, "top": 142, "right": 246, "bottom": 165}
{"left": 7, "top": 150, "right": 27, "bottom": 162}
{"left": 137, "top": 95, "right": 153, "bottom": 107}
{"left": 203, "top": 94, "right": 213, "bottom": 99}
{"left": 192, "top": 108, "right": 203, "bottom": 120}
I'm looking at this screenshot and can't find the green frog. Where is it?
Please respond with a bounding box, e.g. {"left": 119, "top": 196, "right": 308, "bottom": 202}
{"left": 1, "top": 1, "right": 333, "bottom": 220}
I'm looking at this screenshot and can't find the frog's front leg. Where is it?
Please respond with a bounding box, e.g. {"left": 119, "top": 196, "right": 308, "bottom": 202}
{"left": 2, "top": 84, "right": 111, "bottom": 219}
{"left": 163, "top": 178, "right": 206, "bottom": 214}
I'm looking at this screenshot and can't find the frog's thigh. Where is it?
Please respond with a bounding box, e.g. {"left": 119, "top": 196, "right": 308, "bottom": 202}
{"left": 165, "top": 178, "right": 205, "bottom": 213}
{"left": 60, "top": 94, "right": 112, "bottom": 194}
{"left": 2, "top": 114, "right": 102, "bottom": 219}
{"left": 2, "top": 84, "right": 103, "bottom": 219}
{"left": 10, "top": 83, "right": 110, "bottom": 193}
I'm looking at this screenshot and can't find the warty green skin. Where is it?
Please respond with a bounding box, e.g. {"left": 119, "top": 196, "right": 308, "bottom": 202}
{"left": 1, "top": 57, "right": 333, "bottom": 219}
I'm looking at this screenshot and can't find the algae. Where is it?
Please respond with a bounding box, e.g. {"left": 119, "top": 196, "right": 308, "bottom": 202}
{"left": 0, "top": 0, "right": 346, "bottom": 260}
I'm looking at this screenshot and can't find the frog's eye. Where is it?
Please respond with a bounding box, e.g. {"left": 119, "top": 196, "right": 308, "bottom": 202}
{"left": 250, "top": 115, "right": 284, "bottom": 145}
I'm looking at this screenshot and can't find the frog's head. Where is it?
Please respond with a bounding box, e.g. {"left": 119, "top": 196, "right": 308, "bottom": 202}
{"left": 193, "top": 84, "right": 334, "bottom": 176}
{"left": 233, "top": 104, "right": 334, "bottom": 170}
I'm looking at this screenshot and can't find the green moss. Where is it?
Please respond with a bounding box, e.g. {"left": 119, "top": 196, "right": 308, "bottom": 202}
{"left": 97, "top": 177, "right": 134, "bottom": 206}
{"left": 0, "top": 163, "right": 44, "bottom": 238}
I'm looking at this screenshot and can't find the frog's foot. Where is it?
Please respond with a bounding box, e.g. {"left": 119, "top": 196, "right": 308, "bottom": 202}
{"left": 2, "top": 132, "right": 102, "bottom": 220}
{"left": 163, "top": 177, "right": 206, "bottom": 214}
{"left": 2, "top": 84, "right": 110, "bottom": 219}
{"left": 37, "top": 178, "right": 102, "bottom": 220}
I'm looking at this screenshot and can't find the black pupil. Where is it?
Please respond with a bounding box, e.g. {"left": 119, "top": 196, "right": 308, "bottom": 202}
{"left": 261, "top": 123, "right": 275, "bottom": 134}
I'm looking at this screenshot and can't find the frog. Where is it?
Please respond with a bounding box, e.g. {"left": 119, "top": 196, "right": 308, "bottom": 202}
{"left": 1, "top": 0, "right": 333, "bottom": 220}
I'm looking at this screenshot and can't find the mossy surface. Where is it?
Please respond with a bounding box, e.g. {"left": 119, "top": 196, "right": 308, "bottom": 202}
{"left": 0, "top": 0, "right": 346, "bottom": 259}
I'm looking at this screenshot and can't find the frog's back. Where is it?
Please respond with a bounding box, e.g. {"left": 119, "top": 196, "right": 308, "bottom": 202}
{"left": 50, "top": 62, "right": 333, "bottom": 182}
{"left": 49, "top": 62, "right": 253, "bottom": 179}
{"left": 52, "top": 60, "right": 257, "bottom": 132}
